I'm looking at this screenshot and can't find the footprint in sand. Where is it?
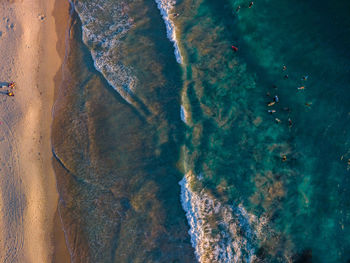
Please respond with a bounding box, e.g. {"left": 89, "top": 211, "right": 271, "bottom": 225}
{"left": 38, "top": 14, "right": 46, "bottom": 21}
{"left": 3, "top": 17, "right": 15, "bottom": 30}
{"left": 6, "top": 23, "right": 14, "bottom": 30}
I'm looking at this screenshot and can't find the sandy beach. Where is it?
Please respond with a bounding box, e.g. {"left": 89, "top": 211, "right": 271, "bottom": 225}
{"left": 0, "top": 0, "right": 70, "bottom": 262}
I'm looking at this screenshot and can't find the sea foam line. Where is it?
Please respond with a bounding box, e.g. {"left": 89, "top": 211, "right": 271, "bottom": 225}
{"left": 180, "top": 172, "right": 265, "bottom": 263}
{"left": 154, "top": 0, "right": 183, "bottom": 64}
{"left": 73, "top": 1, "right": 139, "bottom": 107}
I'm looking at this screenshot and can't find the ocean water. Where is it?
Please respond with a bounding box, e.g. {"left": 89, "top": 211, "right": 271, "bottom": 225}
{"left": 53, "top": 0, "right": 350, "bottom": 262}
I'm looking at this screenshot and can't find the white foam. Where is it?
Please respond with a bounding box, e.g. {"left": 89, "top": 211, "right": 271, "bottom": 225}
{"left": 180, "top": 172, "right": 267, "bottom": 263}
{"left": 180, "top": 105, "right": 187, "bottom": 123}
{"left": 74, "top": 1, "right": 137, "bottom": 105}
{"left": 154, "top": 0, "right": 183, "bottom": 64}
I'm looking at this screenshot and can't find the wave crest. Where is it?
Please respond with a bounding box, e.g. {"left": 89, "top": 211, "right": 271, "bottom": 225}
{"left": 180, "top": 172, "right": 268, "bottom": 263}
{"left": 74, "top": 0, "right": 138, "bottom": 105}
{"left": 154, "top": 0, "right": 183, "bottom": 64}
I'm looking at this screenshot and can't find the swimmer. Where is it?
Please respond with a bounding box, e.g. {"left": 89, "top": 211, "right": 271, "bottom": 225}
{"left": 297, "top": 86, "right": 305, "bottom": 90}
{"left": 284, "top": 74, "right": 289, "bottom": 79}
{"left": 282, "top": 155, "right": 287, "bottom": 162}
{"left": 236, "top": 5, "right": 241, "bottom": 12}
{"left": 249, "top": 2, "right": 254, "bottom": 8}
{"left": 302, "top": 75, "right": 309, "bottom": 81}
{"left": 231, "top": 45, "right": 238, "bottom": 52}
{"left": 283, "top": 65, "right": 287, "bottom": 71}
{"left": 268, "top": 109, "right": 276, "bottom": 114}
{"left": 275, "top": 118, "right": 281, "bottom": 123}
{"left": 288, "top": 118, "right": 292, "bottom": 127}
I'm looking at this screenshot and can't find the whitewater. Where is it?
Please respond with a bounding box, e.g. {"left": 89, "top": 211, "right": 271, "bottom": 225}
{"left": 73, "top": 0, "right": 263, "bottom": 261}
{"left": 154, "top": 0, "right": 183, "bottom": 64}
{"left": 73, "top": 0, "right": 141, "bottom": 109}
{"left": 179, "top": 172, "right": 270, "bottom": 263}
{"left": 153, "top": 1, "right": 267, "bottom": 261}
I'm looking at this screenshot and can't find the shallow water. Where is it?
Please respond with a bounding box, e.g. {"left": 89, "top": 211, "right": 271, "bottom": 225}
{"left": 52, "top": 7, "right": 195, "bottom": 262}
{"left": 53, "top": 0, "right": 350, "bottom": 262}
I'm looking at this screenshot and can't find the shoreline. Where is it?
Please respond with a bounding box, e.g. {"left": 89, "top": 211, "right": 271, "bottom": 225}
{"left": 0, "top": 0, "right": 70, "bottom": 262}
{"left": 51, "top": 0, "right": 72, "bottom": 261}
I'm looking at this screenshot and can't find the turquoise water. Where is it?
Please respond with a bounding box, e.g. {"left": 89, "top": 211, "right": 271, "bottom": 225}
{"left": 176, "top": 0, "right": 350, "bottom": 261}
{"left": 54, "top": 0, "right": 350, "bottom": 262}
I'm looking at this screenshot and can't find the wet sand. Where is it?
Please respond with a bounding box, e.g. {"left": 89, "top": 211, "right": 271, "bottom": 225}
{"left": 0, "top": 0, "right": 70, "bottom": 262}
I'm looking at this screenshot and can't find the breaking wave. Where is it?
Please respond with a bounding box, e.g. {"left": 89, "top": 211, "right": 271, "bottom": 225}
{"left": 154, "top": 0, "right": 183, "bottom": 64}
{"left": 73, "top": 0, "right": 138, "bottom": 105}
{"left": 180, "top": 172, "right": 268, "bottom": 263}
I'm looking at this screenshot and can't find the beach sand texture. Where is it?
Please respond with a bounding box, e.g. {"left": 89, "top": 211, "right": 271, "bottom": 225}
{"left": 0, "top": 0, "right": 69, "bottom": 262}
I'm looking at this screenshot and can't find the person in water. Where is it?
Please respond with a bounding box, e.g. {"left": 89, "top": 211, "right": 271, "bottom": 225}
{"left": 231, "top": 45, "right": 238, "bottom": 52}
{"left": 236, "top": 5, "right": 241, "bottom": 12}
{"left": 284, "top": 74, "right": 289, "bottom": 79}
{"left": 273, "top": 95, "right": 279, "bottom": 103}
{"left": 249, "top": 2, "right": 254, "bottom": 8}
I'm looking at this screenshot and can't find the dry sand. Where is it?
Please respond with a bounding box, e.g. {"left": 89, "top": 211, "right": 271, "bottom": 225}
{"left": 0, "top": 0, "right": 70, "bottom": 262}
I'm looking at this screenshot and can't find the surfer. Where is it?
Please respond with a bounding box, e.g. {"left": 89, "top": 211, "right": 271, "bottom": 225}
{"left": 267, "top": 101, "right": 275, "bottom": 107}
{"left": 231, "top": 45, "right": 238, "bottom": 52}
